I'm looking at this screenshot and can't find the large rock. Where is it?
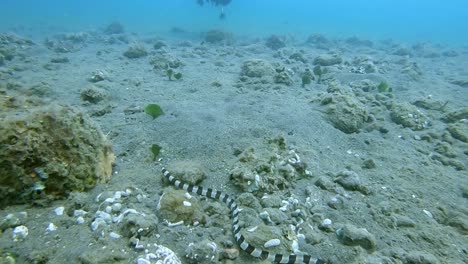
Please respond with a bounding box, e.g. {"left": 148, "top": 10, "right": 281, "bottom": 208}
{"left": 0, "top": 95, "right": 114, "bottom": 208}
{"left": 240, "top": 59, "right": 275, "bottom": 78}
{"left": 321, "top": 92, "right": 369, "bottom": 134}
{"left": 390, "top": 102, "right": 429, "bottom": 131}
{"left": 313, "top": 53, "right": 342, "bottom": 66}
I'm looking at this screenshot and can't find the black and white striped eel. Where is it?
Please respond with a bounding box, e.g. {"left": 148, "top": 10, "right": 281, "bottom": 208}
{"left": 162, "top": 168, "right": 326, "bottom": 264}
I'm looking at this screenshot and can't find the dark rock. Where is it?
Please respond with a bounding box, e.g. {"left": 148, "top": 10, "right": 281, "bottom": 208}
{"left": 104, "top": 22, "right": 124, "bottom": 34}
{"left": 265, "top": 35, "right": 286, "bottom": 50}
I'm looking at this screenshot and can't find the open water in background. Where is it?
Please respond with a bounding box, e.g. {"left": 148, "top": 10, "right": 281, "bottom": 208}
{"left": 1, "top": 0, "right": 468, "bottom": 45}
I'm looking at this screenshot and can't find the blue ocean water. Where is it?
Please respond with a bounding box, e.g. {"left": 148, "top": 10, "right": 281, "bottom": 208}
{"left": 2, "top": 0, "right": 468, "bottom": 44}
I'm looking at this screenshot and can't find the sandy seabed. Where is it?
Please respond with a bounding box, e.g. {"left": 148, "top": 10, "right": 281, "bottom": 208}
{"left": 0, "top": 27, "right": 467, "bottom": 264}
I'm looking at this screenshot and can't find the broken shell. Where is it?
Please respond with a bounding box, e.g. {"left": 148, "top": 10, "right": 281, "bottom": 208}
{"left": 264, "top": 238, "right": 281, "bottom": 248}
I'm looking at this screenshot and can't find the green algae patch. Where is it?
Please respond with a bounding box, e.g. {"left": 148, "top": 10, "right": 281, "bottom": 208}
{"left": 144, "top": 104, "right": 164, "bottom": 119}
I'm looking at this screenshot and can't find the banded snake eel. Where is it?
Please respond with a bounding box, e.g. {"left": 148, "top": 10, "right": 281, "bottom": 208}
{"left": 162, "top": 168, "right": 326, "bottom": 264}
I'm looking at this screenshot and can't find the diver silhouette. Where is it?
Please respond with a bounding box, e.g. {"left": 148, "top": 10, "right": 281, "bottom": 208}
{"left": 196, "top": 0, "right": 231, "bottom": 19}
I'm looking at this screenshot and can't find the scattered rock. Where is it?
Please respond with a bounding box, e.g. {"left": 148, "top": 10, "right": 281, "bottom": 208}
{"left": 265, "top": 35, "right": 286, "bottom": 50}
{"left": 204, "top": 29, "right": 233, "bottom": 44}
{"left": 336, "top": 224, "right": 376, "bottom": 251}
{"left": 240, "top": 59, "right": 275, "bottom": 78}
{"left": 313, "top": 53, "right": 342, "bottom": 66}
{"left": 88, "top": 70, "right": 108, "bottom": 83}
{"left": 153, "top": 40, "right": 167, "bottom": 50}
{"left": 104, "top": 22, "right": 125, "bottom": 34}
{"left": 334, "top": 170, "right": 371, "bottom": 195}
{"left": 123, "top": 44, "right": 148, "bottom": 59}
{"left": 273, "top": 71, "right": 293, "bottom": 86}
{"left": 50, "top": 57, "right": 69, "bottom": 63}
{"left": 390, "top": 102, "right": 429, "bottom": 130}
{"left": 289, "top": 52, "right": 307, "bottom": 63}
{"left": 149, "top": 55, "right": 183, "bottom": 70}
{"left": 401, "top": 62, "right": 422, "bottom": 81}
{"left": 449, "top": 78, "right": 468, "bottom": 88}
{"left": 80, "top": 85, "right": 109, "bottom": 104}
{"left": 443, "top": 107, "right": 468, "bottom": 123}
{"left": 362, "top": 159, "right": 376, "bottom": 169}
{"left": 305, "top": 34, "right": 332, "bottom": 49}
{"left": 447, "top": 121, "right": 468, "bottom": 142}
{"left": 345, "top": 36, "right": 373, "bottom": 47}
{"left": 404, "top": 251, "right": 440, "bottom": 264}
{"left": 185, "top": 239, "right": 219, "bottom": 263}
{"left": 391, "top": 45, "right": 412, "bottom": 56}
{"left": 158, "top": 189, "right": 204, "bottom": 225}
{"left": 120, "top": 212, "right": 158, "bottom": 238}
{"left": 321, "top": 92, "right": 369, "bottom": 134}
{"left": 166, "top": 160, "right": 206, "bottom": 185}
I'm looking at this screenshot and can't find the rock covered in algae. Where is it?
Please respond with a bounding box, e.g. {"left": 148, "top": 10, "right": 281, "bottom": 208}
{"left": 158, "top": 189, "right": 205, "bottom": 225}
{"left": 0, "top": 95, "right": 115, "bottom": 208}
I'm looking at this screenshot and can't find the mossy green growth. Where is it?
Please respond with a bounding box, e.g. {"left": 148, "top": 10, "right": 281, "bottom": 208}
{"left": 158, "top": 189, "right": 204, "bottom": 224}
{"left": 377, "top": 81, "right": 392, "bottom": 93}
{"left": 313, "top": 65, "right": 327, "bottom": 83}
{"left": 144, "top": 104, "right": 164, "bottom": 119}
{"left": 174, "top": 72, "right": 182, "bottom": 80}
{"left": 150, "top": 144, "right": 161, "bottom": 161}
{"left": 301, "top": 69, "right": 314, "bottom": 87}
{"left": 166, "top": 69, "right": 173, "bottom": 80}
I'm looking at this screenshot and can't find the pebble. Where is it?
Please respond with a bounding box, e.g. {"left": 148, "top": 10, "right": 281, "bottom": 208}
{"left": 336, "top": 224, "right": 376, "bottom": 251}
{"left": 54, "top": 206, "right": 65, "bottom": 216}
{"left": 12, "top": 225, "right": 28, "bottom": 241}
{"left": 319, "top": 218, "right": 334, "bottom": 232}
{"left": 46, "top": 223, "right": 57, "bottom": 232}
{"left": 112, "top": 203, "right": 122, "bottom": 212}
{"left": 73, "top": 209, "right": 87, "bottom": 217}
{"left": 76, "top": 216, "right": 85, "bottom": 224}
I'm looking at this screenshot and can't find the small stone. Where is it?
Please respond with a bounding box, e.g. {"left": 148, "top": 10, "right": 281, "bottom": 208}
{"left": 220, "top": 248, "right": 239, "bottom": 260}
{"left": 336, "top": 224, "right": 376, "bottom": 251}
{"left": 76, "top": 216, "right": 85, "bottom": 224}
{"left": 54, "top": 206, "right": 65, "bottom": 216}
{"left": 112, "top": 203, "right": 122, "bottom": 213}
{"left": 12, "top": 225, "right": 29, "bottom": 241}
{"left": 46, "top": 223, "right": 57, "bottom": 232}
{"left": 362, "top": 159, "right": 376, "bottom": 169}
{"left": 319, "top": 218, "right": 334, "bottom": 232}
{"left": 327, "top": 196, "right": 344, "bottom": 210}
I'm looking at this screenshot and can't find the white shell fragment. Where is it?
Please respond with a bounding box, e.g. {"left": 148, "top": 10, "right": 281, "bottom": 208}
{"left": 73, "top": 209, "right": 87, "bottom": 217}
{"left": 76, "top": 216, "right": 85, "bottom": 224}
{"left": 54, "top": 206, "right": 65, "bottom": 216}
{"left": 109, "top": 232, "right": 121, "bottom": 239}
{"left": 183, "top": 201, "right": 192, "bottom": 207}
{"left": 264, "top": 238, "right": 281, "bottom": 248}
{"left": 46, "top": 223, "right": 57, "bottom": 232}
{"left": 12, "top": 225, "right": 29, "bottom": 241}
